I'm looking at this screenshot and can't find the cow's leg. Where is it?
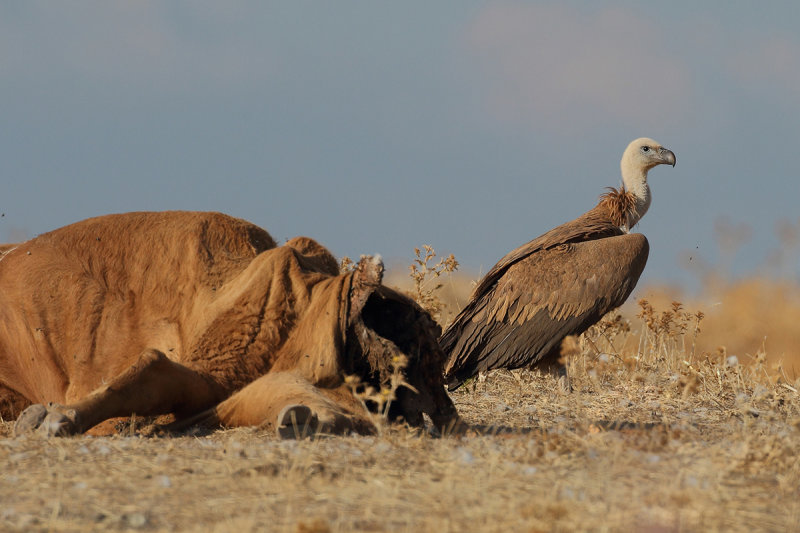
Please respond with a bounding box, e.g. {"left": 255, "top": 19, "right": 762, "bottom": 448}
{"left": 199, "top": 371, "right": 376, "bottom": 438}
{"left": 14, "top": 349, "right": 224, "bottom": 436}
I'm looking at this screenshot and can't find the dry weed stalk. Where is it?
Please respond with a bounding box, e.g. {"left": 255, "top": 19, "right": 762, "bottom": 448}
{"left": 635, "top": 299, "right": 704, "bottom": 370}
{"left": 344, "top": 354, "right": 416, "bottom": 434}
{"left": 405, "top": 245, "right": 458, "bottom": 322}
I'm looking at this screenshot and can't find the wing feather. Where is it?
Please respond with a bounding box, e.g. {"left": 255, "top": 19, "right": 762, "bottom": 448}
{"left": 470, "top": 204, "right": 625, "bottom": 299}
{"left": 442, "top": 233, "right": 648, "bottom": 389}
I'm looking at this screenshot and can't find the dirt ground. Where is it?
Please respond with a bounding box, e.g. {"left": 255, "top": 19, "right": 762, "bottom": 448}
{"left": 2, "top": 339, "right": 799, "bottom": 532}
{"left": 2, "top": 266, "right": 799, "bottom": 532}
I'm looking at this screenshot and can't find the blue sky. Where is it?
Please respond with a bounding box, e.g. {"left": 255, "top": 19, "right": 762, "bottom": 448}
{"left": 2, "top": 2, "right": 799, "bottom": 289}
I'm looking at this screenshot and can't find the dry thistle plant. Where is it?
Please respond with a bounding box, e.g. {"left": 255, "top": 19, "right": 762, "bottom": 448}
{"left": 583, "top": 313, "right": 631, "bottom": 360}
{"left": 636, "top": 299, "right": 704, "bottom": 370}
{"left": 405, "top": 244, "right": 459, "bottom": 323}
{"left": 344, "top": 354, "right": 417, "bottom": 434}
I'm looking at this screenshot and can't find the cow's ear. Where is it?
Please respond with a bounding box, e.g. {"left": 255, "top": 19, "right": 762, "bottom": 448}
{"left": 348, "top": 255, "right": 384, "bottom": 323}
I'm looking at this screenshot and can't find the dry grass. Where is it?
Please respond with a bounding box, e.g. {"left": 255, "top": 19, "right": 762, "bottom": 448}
{"left": 2, "top": 251, "right": 800, "bottom": 532}
{"left": 633, "top": 279, "right": 800, "bottom": 378}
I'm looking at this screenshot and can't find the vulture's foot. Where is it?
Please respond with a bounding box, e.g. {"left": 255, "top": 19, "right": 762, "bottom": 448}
{"left": 14, "top": 403, "right": 80, "bottom": 437}
{"left": 555, "top": 365, "right": 573, "bottom": 394}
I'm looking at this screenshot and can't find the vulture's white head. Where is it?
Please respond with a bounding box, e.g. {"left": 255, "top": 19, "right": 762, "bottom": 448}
{"left": 619, "top": 137, "right": 675, "bottom": 229}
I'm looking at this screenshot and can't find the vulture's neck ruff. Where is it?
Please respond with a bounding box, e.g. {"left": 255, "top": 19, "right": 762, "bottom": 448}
{"left": 599, "top": 187, "right": 638, "bottom": 229}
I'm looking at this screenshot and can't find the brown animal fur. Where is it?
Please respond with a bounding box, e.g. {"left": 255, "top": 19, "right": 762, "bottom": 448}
{"left": 0, "top": 211, "right": 461, "bottom": 437}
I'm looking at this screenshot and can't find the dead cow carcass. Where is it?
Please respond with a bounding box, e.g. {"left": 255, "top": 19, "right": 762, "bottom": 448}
{"left": 0, "top": 211, "right": 461, "bottom": 437}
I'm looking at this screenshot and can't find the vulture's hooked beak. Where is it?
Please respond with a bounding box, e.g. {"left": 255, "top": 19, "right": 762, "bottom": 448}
{"left": 660, "top": 148, "right": 676, "bottom": 167}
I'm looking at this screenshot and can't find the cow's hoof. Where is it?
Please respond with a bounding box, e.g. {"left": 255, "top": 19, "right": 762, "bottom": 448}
{"left": 14, "top": 404, "right": 48, "bottom": 436}
{"left": 14, "top": 403, "right": 79, "bottom": 437}
{"left": 38, "top": 409, "right": 79, "bottom": 437}
{"left": 276, "top": 404, "right": 318, "bottom": 439}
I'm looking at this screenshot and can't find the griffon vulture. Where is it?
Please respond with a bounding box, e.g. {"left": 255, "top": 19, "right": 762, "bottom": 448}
{"left": 441, "top": 138, "right": 675, "bottom": 390}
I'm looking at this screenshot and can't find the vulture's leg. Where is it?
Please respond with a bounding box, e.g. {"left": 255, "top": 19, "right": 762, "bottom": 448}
{"left": 14, "top": 349, "right": 224, "bottom": 436}
{"left": 196, "top": 371, "right": 376, "bottom": 438}
{"left": 536, "top": 351, "right": 572, "bottom": 393}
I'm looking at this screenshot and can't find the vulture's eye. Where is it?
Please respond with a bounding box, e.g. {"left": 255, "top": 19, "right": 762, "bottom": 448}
{"left": 641, "top": 146, "right": 650, "bottom": 153}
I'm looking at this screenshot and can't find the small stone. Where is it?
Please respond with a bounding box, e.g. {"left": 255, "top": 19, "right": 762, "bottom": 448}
{"left": 125, "top": 513, "right": 148, "bottom": 528}
{"left": 454, "top": 447, "right": 474, "bottom": 465}
{"left": 95, "top": 444, "right": 111, "bottom": 456}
